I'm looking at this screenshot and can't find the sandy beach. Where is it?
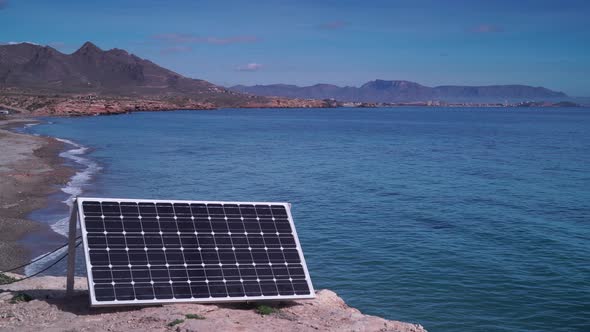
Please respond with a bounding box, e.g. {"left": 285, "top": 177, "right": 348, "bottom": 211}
{"left": 0, "top": 119, "right": 73, "bottom": 273}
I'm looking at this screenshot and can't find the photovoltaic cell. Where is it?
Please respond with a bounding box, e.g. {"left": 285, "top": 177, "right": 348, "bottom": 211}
{"left": 77, "top": 198, "right": 314, "bottom": 306}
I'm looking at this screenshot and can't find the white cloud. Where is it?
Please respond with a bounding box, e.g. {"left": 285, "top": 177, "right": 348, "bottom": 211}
{"left": 236, "top": 63, "right": 263, "bottom": 72}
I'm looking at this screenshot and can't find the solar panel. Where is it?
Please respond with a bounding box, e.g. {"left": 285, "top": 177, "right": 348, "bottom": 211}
{"left": 75, "top": 197, "right": 315, "bottom": 306}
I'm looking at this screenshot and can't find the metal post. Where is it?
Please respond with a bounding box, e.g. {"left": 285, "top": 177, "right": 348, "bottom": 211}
{"left": 66, "top": 201, "right": 79, "bottom": 297}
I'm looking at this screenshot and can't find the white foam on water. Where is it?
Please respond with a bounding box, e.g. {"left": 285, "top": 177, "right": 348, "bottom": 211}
{"left": 23, "top": 246, "right": 70, "bottom": 276}
{"left": 51, "top": 137, "right": 102, "bottom": 235}
{"left": 24, "top": 123, "right": 41, "bottom": 136}
{"left": 25, "top": 137, "right": 101, "bottom": 275}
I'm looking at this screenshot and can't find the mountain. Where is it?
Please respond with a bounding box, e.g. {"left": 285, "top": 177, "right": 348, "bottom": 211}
{"left": 230, "top": 79, "right": 568, "bottom": 103}
{"left": 0, "top": 42, "right": 229, "bottom": 96}
{"left": 0, "top": 42, "right": 333, "bottom": 115}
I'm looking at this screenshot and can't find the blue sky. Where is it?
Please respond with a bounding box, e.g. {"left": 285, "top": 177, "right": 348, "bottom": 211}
{"left": 1, "top": 0, "right": 589, "bottom": 95}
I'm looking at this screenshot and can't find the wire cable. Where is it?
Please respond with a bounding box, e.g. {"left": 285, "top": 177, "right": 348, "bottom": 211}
{"left": 0, "top": 236, "right": 81, "bottom": 273}
{"left": 1, "top": 241, "right": 83, "bottom": 285}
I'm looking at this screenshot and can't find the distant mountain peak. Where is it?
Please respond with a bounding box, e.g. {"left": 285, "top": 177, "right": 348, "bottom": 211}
{"left": 361, "top": 79, "right": 424, "bottom": 90}
{"left": 81, "top": 41, "right": 100, "bottom": 49}
{"left": 311, "top": 83, "right": 340, "bottom": 88}
{"left": 74, "top": 41, "right": 102, "bottom": 55}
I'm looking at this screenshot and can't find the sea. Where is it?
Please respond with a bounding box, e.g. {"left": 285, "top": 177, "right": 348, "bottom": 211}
{"left": 26, "top": 107, "right": 590, "bottom": 332}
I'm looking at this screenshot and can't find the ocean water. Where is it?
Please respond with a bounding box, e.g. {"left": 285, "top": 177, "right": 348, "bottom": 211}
{"left": 29, "top": 107, "right": 590, "bottom": 331}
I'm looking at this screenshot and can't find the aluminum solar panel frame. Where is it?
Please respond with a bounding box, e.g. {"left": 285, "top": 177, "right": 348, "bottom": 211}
{"left": 75, "top": 197, "right": 315, "bottom": 307}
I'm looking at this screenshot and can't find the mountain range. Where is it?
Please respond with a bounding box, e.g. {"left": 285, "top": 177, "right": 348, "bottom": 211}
{"left": 0, "top": 42, "right": 244, "bottom": 101}
{"left": 230, "top": 80, "right": 568, "bottom": 103}
{"left": 0, "top": 42, "right": 330, "bottom": 115}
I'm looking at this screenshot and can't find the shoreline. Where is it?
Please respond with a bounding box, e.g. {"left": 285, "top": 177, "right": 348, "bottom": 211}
{"left": 0, "top": 119, "right": 75, "bottom": 273}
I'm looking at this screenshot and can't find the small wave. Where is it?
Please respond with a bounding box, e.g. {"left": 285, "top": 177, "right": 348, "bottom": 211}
{"left": 25, "top": 123, "right": 41, "bottom": 136}
{"left": 25, "top": 137, "right": 101, "bottom": 275}
{"left": 52, "top": 138, "right": 101, "bottom": 235}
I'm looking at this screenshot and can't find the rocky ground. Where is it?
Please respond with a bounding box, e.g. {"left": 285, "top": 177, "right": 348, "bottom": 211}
{"left": 0, "top": 92, "right": 336, "bottom": 117}
{"left": 0, "top": 274, "right": 427, "bottom": 332}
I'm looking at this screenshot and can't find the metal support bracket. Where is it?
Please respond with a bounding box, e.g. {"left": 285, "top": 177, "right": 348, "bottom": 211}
{"left": 66, "top": 200, "right": 79, "bottom": 297}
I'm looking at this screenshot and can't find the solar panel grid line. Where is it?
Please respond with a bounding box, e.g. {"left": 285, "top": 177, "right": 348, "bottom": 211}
{"left": 99, "top": 202, "right": 120, "bottom": 300}
{"left": 240, "top": 204, "right": 268, "bottom": 297}
{"left": 114, "top": 202, "right": 137, "bottom": 301}
{"left": 220, "top": 204, "right": 248, "bottom": 297}
{"left": 103, "top": 202, "right": 136, "bottom": 301}
{"left": 255, "top": 204, "right": 284, "bottom": 296}
{"left": 77, "top": 197, "right": 315, "bottom": 306}
{"left": 80, "top": 201, "right": 106, "bottom": 303}
{"left": 124, "top": 201, "right": 156, "bottom": 300}
{"left": 170, "top": 203, "right": 198, "bottom": 299}
{"left": 222, "top": 203, "right": 261, "bottom": 297}
{"left": 201, "top": 203, "right": 230, "bottom": 298}
{"left": 267, "top": 204, "right": 296, "bottom": 295}
{"left": 152, "top": 202, "right": 178, "bottom": 300}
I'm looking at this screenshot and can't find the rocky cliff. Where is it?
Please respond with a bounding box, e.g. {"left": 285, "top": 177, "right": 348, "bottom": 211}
{"left": 0, "top": 274, "right": 427, "bottom": 332}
